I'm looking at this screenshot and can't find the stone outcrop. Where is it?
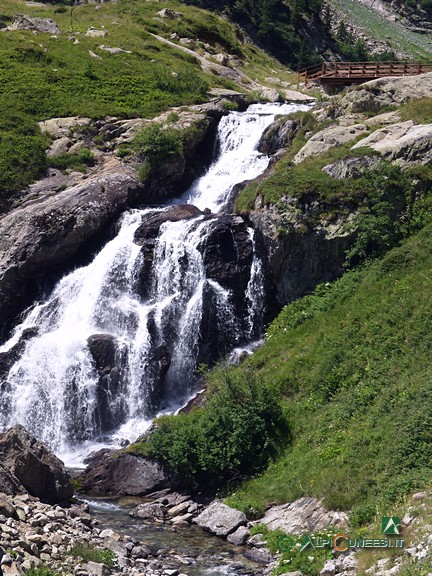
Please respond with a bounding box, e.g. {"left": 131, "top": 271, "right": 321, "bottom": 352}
{"left": 77, "top": 450, "right": 170, "bottom": 496}
{"left": 8, "top": 14, "right": 61, "bottom": 34}
{"left": 352, "top": 121, "right": 432, "bottom": 166}
{"left": 194, "top": 501, "right": 246, "bottom": 538}
{"left": 258, "top": 119, "right": 298, "bottom": 156}
{"left": 0, "top": 425, "right": 73, "bottom": 503}
{"left": 332, "top": 72, "right": 432, "bottom": 117}
{"left": 250, "top": 204, "right": 353, "bottom": 305}
{"left": 258, "top": 497, "right": 348, "bottom": 534}
{"left": 322, "top": 155, "right": 381, "bottom": 179}
{"left": 0, "top": 158, "right": 141, "bottom": 335}
{"left": 293, "top": 124, "right": 368, "bottom": 164}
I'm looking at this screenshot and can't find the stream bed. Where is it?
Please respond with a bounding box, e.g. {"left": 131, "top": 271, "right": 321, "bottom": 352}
{"left": 84, "top": 498, "right": 266, "bottom": 576}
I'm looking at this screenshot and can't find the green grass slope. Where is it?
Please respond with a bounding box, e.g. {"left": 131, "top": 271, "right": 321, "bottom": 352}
{"left": 0, "top": 0, "right": 294, "bottom": 204}
{"left": 226, "top": 225, "right": 432, "bottom": 522}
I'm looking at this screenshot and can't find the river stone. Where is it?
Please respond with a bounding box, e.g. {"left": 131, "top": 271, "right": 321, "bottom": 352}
{"left": 0, "top": 495, "right": 17, "bottom": 519}
{"left": 259, "top": 497, "right": 348, "bottom": 535}
{"left": 226, "top": 525, "right": 249, "bottom": 546}
{"left": 81, "top": 561, "right": 111, "bottom": 576}
{"left": 195, "top": 501, "right": 246, "bottom": 538}
{"left": 129, "top": 502, "right": 166, "bottom": 521}
{"left": 0, "top": 425, "right": 73, "bottom": 503}
{"left": 244, "top": 547, "right": 273, "bottom": 564}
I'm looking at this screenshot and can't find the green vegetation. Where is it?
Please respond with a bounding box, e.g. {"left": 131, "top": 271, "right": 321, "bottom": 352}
{"left": 250, "top": 524, "right": 335, "bottom": 576}
{"left": 0, "top": 113, "right": 49, "bottom": 208}
{"left": 223, "top": 222, "right": 432, "bottom": 520}
{"left": 24, "top": 567, "right": 58, "bottom": 576}
{"left": 399, "top": 97, "right": 432, "bottom": 124}
{"left": 69, "top": 542, "right": 116, "bottom": 567}
{"left": 135, "top": 370, "right": 287, "bottom": 488}
{"left": 131, "top": 123, "right": 184, "bottom": 181}
{"left": 48, "top": 147, "right": 95, "bottom": 172}
{"left": 184, "top": 0, "right": 324, "bottom": 68}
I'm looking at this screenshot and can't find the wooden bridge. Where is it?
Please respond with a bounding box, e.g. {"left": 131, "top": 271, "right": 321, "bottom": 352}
{"left": 297, "top": 61, "right": 432, "bottom": 90}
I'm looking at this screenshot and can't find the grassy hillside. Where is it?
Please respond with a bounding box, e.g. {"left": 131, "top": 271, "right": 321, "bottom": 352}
{"left": 0, "top": 0, "right": 294, "bottom": 206}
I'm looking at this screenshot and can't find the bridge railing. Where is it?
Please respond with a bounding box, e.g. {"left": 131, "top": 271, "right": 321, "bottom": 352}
{"left": 297, "top": 61, "right": 432, "bottom": 86}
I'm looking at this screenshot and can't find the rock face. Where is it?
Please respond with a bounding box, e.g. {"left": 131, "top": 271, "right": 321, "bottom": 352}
{"left": 194, "top": 501, "right": 247, "bottom": 538}
{"left": 352, "top": 121, "right": 432, "bottom": 166}
{"left": 258, "top": 119, "right": 298, "bottom": 155}
{"left": 77, "top": 450, "right": 170, "bottom": 496}
{"left": 0, "top": 425, "right": 73, "bottom": 503}
{"left": 333, "top": 72, "right": 432, "bottom": 117}
{"left": 0, "top": 158, "right": 141, "bottom": 335}
{"left": 251, "top": 205, "right": 353, "bottom": 306}
{"left": 8, "top": 14, "right": 61, "bottom": 34}
{"left": 293, "top": 123, "right": 367, "bottom": 164}
{"left": 259, "top": 497, "right": 348, "bottom": 534}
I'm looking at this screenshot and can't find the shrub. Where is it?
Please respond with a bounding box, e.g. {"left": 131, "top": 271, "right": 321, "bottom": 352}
{"left": 69, "top": 543, "right": 116, "bottom": 567}
{"left": 24, "top": 567, "right": 58, "bottom": 576}
{"left": 132, "top": 124, "right": 184, "bottom": 168}
{"left": 145, "top": 370, "right": 288, "bottom": 488}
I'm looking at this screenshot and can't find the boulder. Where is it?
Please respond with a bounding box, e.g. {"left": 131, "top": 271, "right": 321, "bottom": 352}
{"left": 0, "top": 425, "right": 73, "bottom": 503}
{"left": 244, "top": 547, "right": 273, "bottom": 564}
{"left": 0, "top": 158, "right": 141, "bottom": 335}
{"left": 260, "top": 88, "right": 282, "bottom": 103}
{"left": 322, "top": 155, "right": 380, "bottom": 179}
{"left": 9, "top": 14, "right": 61, "bottom": 34}
{"left": 333, "top": 72, "right": 432, "bottom": 117}
{"left": 157, "top": 8, "right": 183, "bottom": 19}
{"left": 258, "top": 119, "right": 298, "bottom": 155}
{"left": 259, "top": 496, "right": 348, "bottom": 535}
{"left": 0, "top": 494, "right": 18, "bottom": 519}
{"left": 351, "top": 121, "right": 432, "bottom": 166}
{"left": 77, "top": 451, "right": 170, "bottom": 496}
{"left": 194, "top": 501, "right": 246, "bottom": 538}
{"left": 85, "top": 27, "right": 108, "bottom": 38}
{"left": 293, "top": 124, "right": 368, "bottom": 164}
{"left": 0, "top": 464, "right": 23, "bottom": 496}
{"left": 129, "top": 502, "right": 166, "bottom": 521}
{"left": 226, "top": 525, "right": 249, "bottom": 546}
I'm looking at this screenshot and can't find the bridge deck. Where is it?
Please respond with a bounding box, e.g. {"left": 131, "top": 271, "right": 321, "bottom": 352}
{"left": 297, "top": 61, "right": 432, "bottom": 89}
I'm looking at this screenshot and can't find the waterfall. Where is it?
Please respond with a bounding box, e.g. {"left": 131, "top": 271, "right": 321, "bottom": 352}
{"left": 0, "top": 102, "right": 310, "bottom": 464}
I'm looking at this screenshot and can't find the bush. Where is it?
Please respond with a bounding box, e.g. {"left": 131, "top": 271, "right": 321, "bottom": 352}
{"left": 132, "top": 124, "right": 184, "bottom": 168}
{"left": 145, "top": 370, "right": 288, "bottom": 488}
{"left": 24, "top": 567, "right": 57, "bottom": 576}
{"left": 69, "top": 543, "right": 116, "bottom": 567}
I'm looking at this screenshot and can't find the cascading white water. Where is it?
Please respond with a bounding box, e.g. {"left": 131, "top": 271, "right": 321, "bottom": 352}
{"left": 0, "top": 102, "right": 310, "bottom": 464}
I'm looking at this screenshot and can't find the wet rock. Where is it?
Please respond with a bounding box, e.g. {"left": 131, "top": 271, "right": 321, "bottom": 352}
{"left": 226, "top": 526, "right": 249, "bottom": 546}
{"left": 130, "top": 502, "right": 166, "bottom": 521}
{"left": 244, "top": 547, "right": 272, "bottom": 564}
{"left": 8, "top": 13, "right": 61, "bottom": 34}
{"left": 134, "top": 206, "right": 203, "bottom": 245}
{"left": 0, "top": 425, "right": 73, "bottom": 503}
{"left": 0, "top": 158, "right": 140, "bottom": 335}
{"left": 195, "top": 501, "right": 246, "bottom": 538}
{"left": 77, "top": 451, "right": 170, "bottom": 496}
{"left": 258, "top": 119, "right": 298, "bottom": 155}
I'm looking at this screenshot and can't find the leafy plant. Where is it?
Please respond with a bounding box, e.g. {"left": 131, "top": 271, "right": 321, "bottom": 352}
{"left": 69, "top": 542, "right": 116, "bottom": 567}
